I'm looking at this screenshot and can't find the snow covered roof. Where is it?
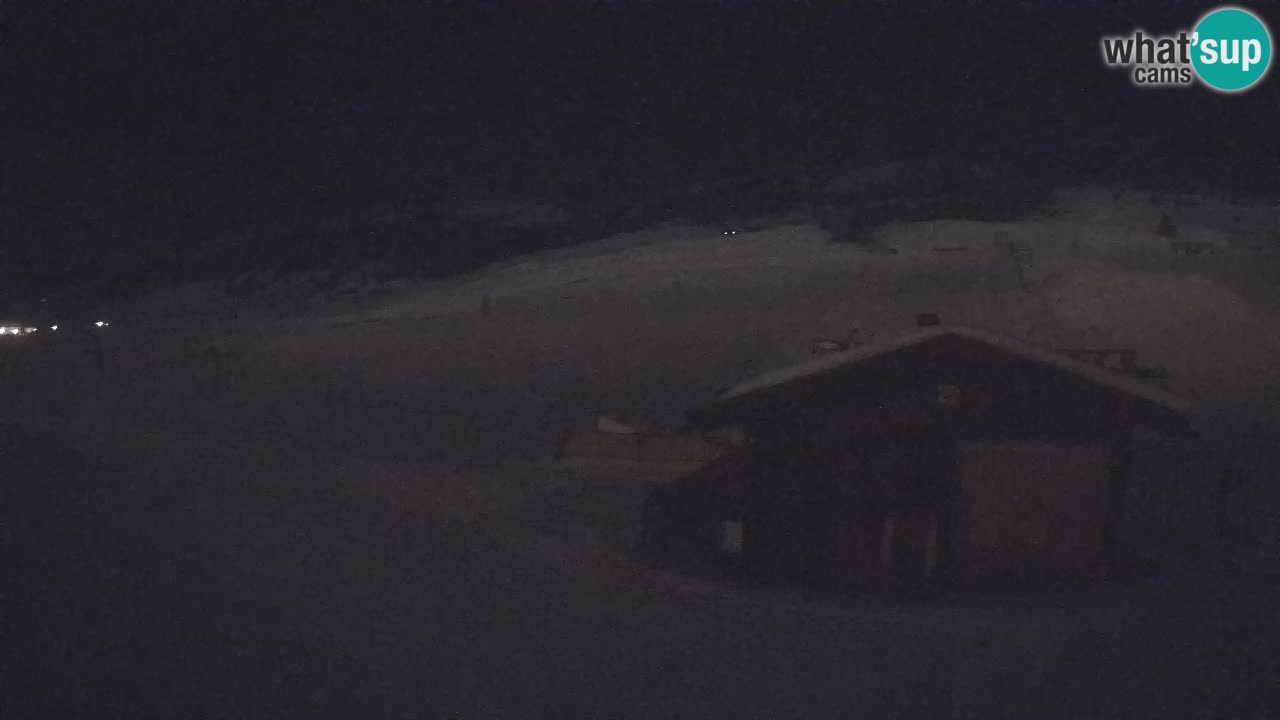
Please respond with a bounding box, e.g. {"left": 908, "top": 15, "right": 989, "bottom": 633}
{"left": 711, "top": 325, "right": 1191, "bottom": 414}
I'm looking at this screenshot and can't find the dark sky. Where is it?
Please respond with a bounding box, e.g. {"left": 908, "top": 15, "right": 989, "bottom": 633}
{"left": 1, "top": 0, "right": 1278, "bottom": 297}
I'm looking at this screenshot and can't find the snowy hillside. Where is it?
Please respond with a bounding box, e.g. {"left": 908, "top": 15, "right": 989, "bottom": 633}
{"left": 7, "top": 186, "right": 1280, "bottom": 476}
{"left": 8, "top": 183, "right": 1280, "bottom": 718}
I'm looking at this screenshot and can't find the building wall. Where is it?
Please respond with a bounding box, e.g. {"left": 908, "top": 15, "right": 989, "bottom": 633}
{"left": 952, "top": 441, "right": 1113, "bottom": 583}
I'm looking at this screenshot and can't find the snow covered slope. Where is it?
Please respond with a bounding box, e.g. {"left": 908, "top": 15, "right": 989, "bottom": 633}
{"left": 6, "top": 187, "right": 1279, "bottom": 471}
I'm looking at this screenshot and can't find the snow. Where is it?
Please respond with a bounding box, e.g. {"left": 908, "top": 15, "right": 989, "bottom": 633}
{"left": 12, "top": 186, "right": 1280, "bottom": 468}
{"left": 344, "top": 222, "right": 841, "bottom": 322}
{"left": 7, "top": 183, "right": 1280, "bottom": 717}
{"left": 1045, "top": 266, "right": 1280, "bottom": 403}
{"left": 8, "top": 411, "right": 1280, "bottom": 719}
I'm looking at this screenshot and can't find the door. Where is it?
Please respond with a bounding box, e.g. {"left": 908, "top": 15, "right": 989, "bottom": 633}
{"left": 832, "top": 429, "right": 952, "bottom": 589}
{"left": 955, "top": 441, "right": 1112, "bottom": 583}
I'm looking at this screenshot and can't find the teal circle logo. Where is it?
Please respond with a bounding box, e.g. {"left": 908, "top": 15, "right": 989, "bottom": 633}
{"left": 1192, "top": 6, "right": 1272, "bottom": 92}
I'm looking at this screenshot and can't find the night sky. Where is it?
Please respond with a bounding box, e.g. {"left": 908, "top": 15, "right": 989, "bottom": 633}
{"left": 2, "top": 0, "right": 1277, "bottom": 299}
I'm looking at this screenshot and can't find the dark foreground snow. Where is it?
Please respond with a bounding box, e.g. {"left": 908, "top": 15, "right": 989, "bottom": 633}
{"left": 6, "top": 198, "right": 1280, "bottom": 717}
{"left": 5, "top": 418, "right": 1278, "bottom": 719}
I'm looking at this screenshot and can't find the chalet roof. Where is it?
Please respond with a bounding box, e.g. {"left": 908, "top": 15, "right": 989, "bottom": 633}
{"left": 692, "top": 325, "right": 1192, "bottom": 428}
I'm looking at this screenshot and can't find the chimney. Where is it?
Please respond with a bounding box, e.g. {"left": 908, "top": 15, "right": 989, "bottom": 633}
{"left": 916, "top": 313, "right": 941, "bottom": 327}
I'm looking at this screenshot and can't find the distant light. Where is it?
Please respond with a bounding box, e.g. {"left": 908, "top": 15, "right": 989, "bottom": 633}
{"left": 95, "top": 321, "right": 106, "bottom": 327}
{"left": 50, "top": 325, "right": 58, "bottom": 331}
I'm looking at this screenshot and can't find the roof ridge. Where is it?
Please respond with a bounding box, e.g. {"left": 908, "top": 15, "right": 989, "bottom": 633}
{"left": 716, "top": 325, "right": 1190, "bottom": 414}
